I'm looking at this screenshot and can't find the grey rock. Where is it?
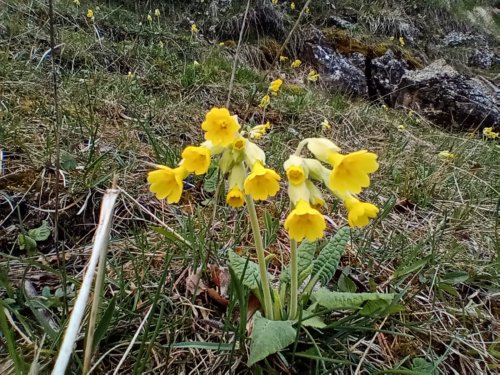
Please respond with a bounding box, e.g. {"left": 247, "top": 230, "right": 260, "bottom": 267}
{"left": 311, "top": 44, "right": 368, "bottom": 97}
{"left": 395, "top": 59, "right": 500, "bottom": 129}
{"left": 371, "top": 50, "right": 409, "bottom": 104}
{"left": 398, "top": 21, "right": 419, "bottom": 43}
{"left": 326, "top": 15, "right": 355, "bottom": 30}
{"left": 442, "top": 31, "right": 484, "bottom": 47}
{"left": 468, "top": 49, "right": 497, "bottom": 69}
{"left": 349, "top": 52, "right": 366, "bottom": 71}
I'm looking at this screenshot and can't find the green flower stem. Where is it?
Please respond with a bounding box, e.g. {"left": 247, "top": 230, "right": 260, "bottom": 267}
{"left": 294, "top": 139, "right": 309, "bottom": 156}
{"left": 245, "top": 195, "right": 274, "bottom": 320}
{"left": 289, "top": 239, "right": 298, "bottom": 320}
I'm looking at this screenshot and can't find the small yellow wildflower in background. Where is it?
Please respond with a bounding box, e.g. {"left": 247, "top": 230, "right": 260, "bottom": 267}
{"left": 86, "top": 8, "right": 94, "bottom": 20}
{"left": 291, "top": 59, "right": 302, "bottom": 69}
{"left": 269, "top": 79, "right": 283, "bottom": 95}
{"left": 382, "top": 104, "right": 388, "bottom": 111}
{"left": 147, "top": 14, "right": 153, "bottom": 23}
{"left": 343, "top": 196, "right": 379, "bottom": 228}
{"left": 321, "top": 118, "right": 331, "bottom": 130}
{"left": 272, "top": 0, "right": 278, "bottom": 4}
{"left": 127, "top": 71, "right": 134, "bottom": 80}
{"left": 483, "top": 127, "right": 499, "bottom": 139}
{"left": 191, "top": 23, "right": 199, "bottom": 33}
{"left": 284, "top": 200, "right": 326, "bottom": 241}
{"left": 154, "top": 9, "right": 160, "bottom": 17}
{"left": 399, "top": 36, "right": 405, "bottom": 46}
{"left": 398, "top": 124, "right": 406, "bottom": 131}
{"left": 305, "top": 7, "right": 310, "bottom": 14}
{"left": 73, "top": 0, "right": 80, "bottom": 6}
{"left": 307, "top": 69, "right": 320, "bottom": 82}
{"left": 290, "top": 2, "right": 296, "bottom": 10}
{"left": 259, "top": 94, "right": 271, "bottom": 109}
{"left": 219, "top": 42, "right": 225, "bottom": 46}
{"left": 279, "top": 55, "right": 289, "bottom": 62}
{"left": 201, "top": 108, "right": 240, "bottom": 146}
{"left": 249, "top": 122, "right": 271, "bottom": 140}
{"left": 438, "top": 150, "right": 456, "bottom": 161}
{"left": 389, "top": 36, "right": 395, "bottom": 41}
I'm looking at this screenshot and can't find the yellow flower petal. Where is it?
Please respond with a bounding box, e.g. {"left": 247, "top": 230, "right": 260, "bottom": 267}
{"left": 269, "top": 79, "right": 283, "bottom": 95}
{"left": 259, "top": 94, "right": 271, "bottom": 109}
{"left": 291, "top": 59, "right": 301, "bottom": 68}
{"left": 226, "top": 186, "right": 245, "bottom": 208}
{"left": 201, "top": 107, "right": 240, "bottom": 146}
{"left": 344, "top": 196, "right": 379, "bottom": 228}
{"left": 244, "top": 162, "right": 280, "bottom": 200}
{"left": 328, "top": 150, "right": 379, "bottom": 194}
{"left": 147, "top": 166, "right": 188, "bottom": 203}
{"left": 284, "top": 200, "right": 326, "bottom": 241}
{"left": 306, "top": 138, "right": 341, "bottom": 164}
{"left": 181, "top": 146, "right": 211, "bottom": 175}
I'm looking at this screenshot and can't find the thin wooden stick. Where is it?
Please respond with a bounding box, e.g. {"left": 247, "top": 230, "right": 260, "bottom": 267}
{"left": 52, "top": 188, "right": 120, "bottom": 375}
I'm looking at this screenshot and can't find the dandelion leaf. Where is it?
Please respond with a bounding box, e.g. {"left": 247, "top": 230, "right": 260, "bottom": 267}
{"left": 248, "top": 311, "right": 296, "bottom": 366}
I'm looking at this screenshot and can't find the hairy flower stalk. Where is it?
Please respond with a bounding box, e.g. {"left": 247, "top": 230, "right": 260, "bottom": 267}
{"left": 245, "top": 195, "right": 274, "bottom": 319}
{"left": 289, "top": 239, "right": 298, "bottom": 319}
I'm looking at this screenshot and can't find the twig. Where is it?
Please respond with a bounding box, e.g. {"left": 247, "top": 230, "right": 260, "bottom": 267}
{"left": 52, "top": 188, "right": 120, "bottom": 375}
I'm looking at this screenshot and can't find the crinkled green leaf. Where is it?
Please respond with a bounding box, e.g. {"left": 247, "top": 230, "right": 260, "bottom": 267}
{"left": 359, "top": 299, "right": 391, "bottom": 316}
{"left": 228, "top": 250, "right": 270, "bottom": 290}
{"left": 203, "top": 166, "right": 219, "bottom": 193}
{"left": 311, "top": 288, "right": 395, "bottom": 311}
{"left": 18, "top": 234, "right": 37, "bottom": 252}
{"left": 280, "top": 240, "right": 317, "bottom": 285}
{"left": 248, "top": 311, "right": 296, "bottom": 366}
{"left": 28, "top": 220, "right": 51, "bottom": 242}
{"left": 338, "top": 273, "right": 357, "bottom": 293}
{"left": 312, "top": 227, "right": 349, "bottom": 286}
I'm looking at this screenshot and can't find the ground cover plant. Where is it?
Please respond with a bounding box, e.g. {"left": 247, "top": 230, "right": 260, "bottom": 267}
{"left": 0, "top": 0, "right": 499, "bottom": 374}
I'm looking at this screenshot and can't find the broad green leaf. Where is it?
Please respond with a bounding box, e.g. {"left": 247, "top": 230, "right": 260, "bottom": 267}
{"left": 338, "top": 273, "right": 357, "bottom": 293}
{"left": 312, "top": 227, "right": 349, "bottom": 285}
{"left": 311, "top": 288, "right": 395, "bottom": 310}
{"left": 359, "top": 299, "right": 390, "bottom": 316}
{"left": 411, "top": 358, "right": 438, "bottom": 375}
{"left": 301, "top": 314, "right": 326, "bottom": 328}
{"left": 437, "top": 283, "right": 459, "bottom": 297}
{"left": 248, "top": 311, "right": 296, "bottom": 366}
{"left": 18, "top": 234, "right": 37, "bottom": 252}
{"left": 280, "top": 240, "right": 317, "bottom": 285}
{"left": 28, "top": 220, "right": 51, "bottom": 241}
{"left": 228, "top": 250, "right": 270, "bottom": 290}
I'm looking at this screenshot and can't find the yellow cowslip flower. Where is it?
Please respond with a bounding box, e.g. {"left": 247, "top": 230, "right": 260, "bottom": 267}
{"left": 127, "top": 71, "right": 134, "bottom": 80}
{"left": 291, "top": 59, "right": 302, "bottom": 69}
{"left": 483, "top": 127, "right": 499, "bottom": 139}
{"left": 148, "top": 166, "right": 189, "bottom": 203}
{"left": 269, "top": 79, "right": 283, "bottom": 95}
{"left": 191, "top": 24, "right": 199, "bottom": 33}
{"left": 147, "top": 14, "right": 153, "bottom": 23}
{"left": 398, "top": 124, "right": 406, "bottom": 131}
{"left": 259, "top": 94, "right": 270, "bottom": 109}
{"left": 328, "top": 150, "right": 379, "bottom": 194}
{"left": 201, "top": 107, "right": 240, "bottom": 146}
{"left": 232, "top": 136, "right": 247, "bottom": 152}
{"left": 399, "top": 36, "right": 405, "bottom": 46}
{"left": 154, "top": 9, "right": 160, "bottom": 17}
{"left": 226, "top": 186, "right": 245, "bottom": 207}
{"left": 219, "top": 42, "right": 225, "bottom": 46}
{"left": 284, "top": 155, "right": 307, "bottom": 186}
{"left": 290, "top": 2, "right": 296, "bottom": 10}
{"left": 308, "top": 70, "right": 320, "bottom": 82}
{"left": 306, "top": 138, "right": 341, "bottom": 164}
{"left": 272, "top": 0, "right": 278, "bottom": 4}
{"left": 438, "top": 150, "right": 455, "bottom": 161}
{"left": 343, "top": 196, "right": 379, "bottom": 228}
{"left": 244, "top": 162, "right": 280, "bottom": 200}
{"left": 279, "top": 55, "right": 288, "bottom": 62}
{"left": 305, "top": 7, "right": 310, "bottom": 14}
{"left": 321, "top": 118, "right": 331, "bottom": 130}
{"left": 181, "top": 146, "right": 211, "bottom": 175}
{"left": 284, "top": 200, "right": 326, "bottom": 241}
{"left": 87, "top": 8, "right": 94, "bottom": 19}
{"left": 73, "top": 0, "right": 80, "bottom": 6}
{"left": 249, "top": 122, "right": 270, "bottom": 140}
{"left": 306, "top": 180, "right": 325, "bottom": 209}
{"left": 245, "top": 141, "right": 266, "bottom": 166}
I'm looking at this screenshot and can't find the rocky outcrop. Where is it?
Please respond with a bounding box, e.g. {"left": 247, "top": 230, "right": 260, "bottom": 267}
{"left": 370, "top": 50, "right": 409, "bottom": 105}
{"left": 394, "top": 59, "right": 500, "bottom": 129}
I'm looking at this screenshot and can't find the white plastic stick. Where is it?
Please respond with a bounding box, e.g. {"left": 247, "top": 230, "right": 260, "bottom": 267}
{"left": 52, "top": 188, "right": 120, "bottom": 375}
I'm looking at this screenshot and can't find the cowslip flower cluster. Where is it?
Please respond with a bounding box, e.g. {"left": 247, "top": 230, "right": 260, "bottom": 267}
{"left": 483, "top": 127, "right": 499, "bottom": 139}
{"left": 307, "top": 70, "right": 320, "bottom": 82}
{"left": 258, "top": 78, "right": 283, "bottom": 110}
{"left": 147, "top": 108, "right": 280, "bottom": 207}
{"left": 283, "top": 138, "right": 379, "bottom": 241}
